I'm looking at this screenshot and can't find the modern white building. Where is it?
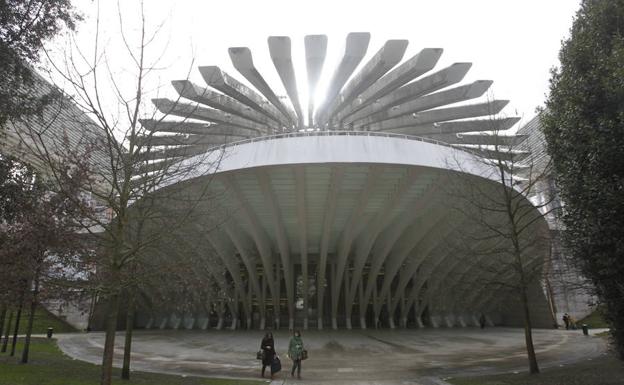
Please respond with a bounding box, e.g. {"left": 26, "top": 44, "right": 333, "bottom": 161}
{"left": 132, "top": 33, "right": 555, "bottom": 330}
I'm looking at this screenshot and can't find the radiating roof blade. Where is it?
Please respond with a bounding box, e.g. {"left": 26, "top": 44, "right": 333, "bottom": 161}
{"left": 136, "top": 144, "right": 213, "bottom": 162}
{"left": 335, "top": 48, "right": 443, "bottom": 123}
{"left": 228, "top": 47, "right": 297, "bottom": 128}
{"left": 315, "top": 32, "right": 370, "bottom": 127}
{"left": 304, "top": 35, "right": 328, "bottom": 127}
{"left": 384, "top": 116, "right": 521, "bottom": 136}
{"left": 172, "top": 80, "right": 277, "bottom": 132}
{"left": 324, "top": 39, "right": 408, "bottom": 125}
{"left": 363, "top": 100, "right": 510, "bottom": 131}
{"left": 356, "top": 80, "right": 493, "bottom": 126}
{"left": 460, "top": 147, "right": 532, "bottom": 162}
{"left": 198, "top": 65, "right": 285, "bottom": 129}
{"left": 152, "top": 98, "right": 268, "bottom": 132}
{"left": 268, "top": 36, "right": 304, "bottom": 127}
{"left": 422, "top": 132, "right": 527, "bottom": 146}
{"left": 140, "top": 119, "right": 258, "bottom": 137}
{"left": 343, "top": 62, "right": 472, "bottom": 126}
{"left": 134, "top": 134, "right": 247, "bottom": 147}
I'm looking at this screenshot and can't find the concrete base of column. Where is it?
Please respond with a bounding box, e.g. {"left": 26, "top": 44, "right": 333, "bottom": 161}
{"left": 416, "top": 318, "right": 424, "bottom": 328}
{"left": 274, "top": 318, "right": 280, "bottom": 330}
{"left": 171, "top": 314, "right": 181, "bottom": 330}
{"left": 400, "top": 317, "right": 408, "bottom": 328}
{"left": 317, "top": 317, "right": 323, "bottom": 330}
{"left": 360, "top": 317, "right": 367, "bottom": 329}
{"left": 246, "top": 317, "right": 252, "bottom": 330}
{"left": 289, "top": 318, "right": 294, "bottom": 331}
{"left": 184, "top": 316, "right": 195, "bottom": 330}
{"left": 260, "top": 318, "right": 266, "bottom": 330}
{"left": 345, "top": 318, "right": 352, "bottom": 330}
{"left": 332, "top": 317, "right": 338, "bottom": 330}
{"left": 389, "top": 318, "right": 396, "bottom": 329}
{"left": 303, "top": 318, "right": 308, "bottom": 330}
{"left": 216, "top": 317, "right": 224, "bottom": 330}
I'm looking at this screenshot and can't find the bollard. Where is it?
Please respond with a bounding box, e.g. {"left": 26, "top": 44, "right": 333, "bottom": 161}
{"left": 582, "top": 324, "right": 589, "bottom": 336}
{"left": 46, "top": 327, "right": 54, "bottom": 338}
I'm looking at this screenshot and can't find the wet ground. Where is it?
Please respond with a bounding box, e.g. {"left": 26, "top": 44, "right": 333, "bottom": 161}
{"left": 56, "top": 327, "right": 607, "bottom": 384}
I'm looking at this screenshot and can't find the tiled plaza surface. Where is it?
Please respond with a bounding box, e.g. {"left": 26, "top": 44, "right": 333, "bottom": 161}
{"left": 56, "top": 327, "right": 607, "bottom": 384}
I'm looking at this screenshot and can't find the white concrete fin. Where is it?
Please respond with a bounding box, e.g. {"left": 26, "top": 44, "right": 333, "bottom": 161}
{"left": 151, "top": 98, "right": 267, "bottom": 132}
{"left": 268, "top": 36, "right": 304, "bottom": 127}
{"left": 357, "top": 80, "right": 493, "bottom": 126}
{"left": 172, "top": 80, "right": 278, "bottom": 131}
{"left": 335, "top": 48, "right": 443, "bottom": 123}
{"left": 362, "top": 100, "right": 510, "bottom": 131}
{"left": 422, "top": 133, "right": 528, "bottom": 146}
{"left": 388, "top": 116, "right": 521, "bottom": 136}
{"left": 304, "top": 34, "right": 328, "bottom": 126}
{"left": 315, "top": 32, "right": 371, "bottom": 127}
{"left": 343, "top": 62, "right": 472, "bottom": 125}
{"left": 326, "top": 39, "right": 409, "bottom": 124}
{"left": 228, "top": 47, "right": 297, "bottom": 127}
{"left": 198, "top": 65, "right": 285, "bottom": 127}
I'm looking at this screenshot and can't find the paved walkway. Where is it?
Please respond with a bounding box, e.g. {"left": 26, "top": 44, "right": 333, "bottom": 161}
{"left": 56, "top": 327, "right": 608, "bottom": 384}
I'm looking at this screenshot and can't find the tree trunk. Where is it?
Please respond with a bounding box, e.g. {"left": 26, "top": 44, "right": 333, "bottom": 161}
{"left": 100, "top": 292, "right": 121, "bottom": 385}
{"left": 10, "top": 286, "right": 26, "bottom": 357}
{"left": 1, "top": 310, "right": 13, "bottom": 352}
{"left": 0, "top": 305, "right": 7, "bottom": 341}
{"left": 521, "top": 285, "right": 540, "bottom": 374}
{"left": 21, "top": 272, "right": 41, "bottom": 363}
{"left": 121, "top": 290, "right": 136, "bottom": 380}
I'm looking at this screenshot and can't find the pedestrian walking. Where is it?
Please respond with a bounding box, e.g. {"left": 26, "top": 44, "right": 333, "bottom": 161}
{"left": 563, "top": 313, "right": 570, "bottom": 330}
{"left": 260, "top": 332, "right": 276, "bottom": 379}
{"left": 288, "top": 330, "right": 304, "bottom": 379}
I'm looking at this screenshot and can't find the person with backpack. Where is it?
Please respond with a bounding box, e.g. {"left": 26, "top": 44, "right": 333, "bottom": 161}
{"left": 288, "top": 330, "right": 305, "bottom": 379}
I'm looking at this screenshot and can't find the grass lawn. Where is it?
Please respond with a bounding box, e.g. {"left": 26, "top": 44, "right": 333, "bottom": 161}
{"left": 579, "top": 306, "right": 609, "bottom": 329}
{"left": 0, "top": 338, "right": 261, "bottom": 385}
{"left": 446, "top": 354, "right": 624, "bottom": 385}
{"left": 13, "top": 307, "right": 78, "bottom": 334}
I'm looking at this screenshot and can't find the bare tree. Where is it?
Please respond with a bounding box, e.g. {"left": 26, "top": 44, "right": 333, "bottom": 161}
{"left": 445, "top": 114, "right": 557, "bottom": 374}
{"left": 9, "top": 2, "right": 224, "bottom": 384}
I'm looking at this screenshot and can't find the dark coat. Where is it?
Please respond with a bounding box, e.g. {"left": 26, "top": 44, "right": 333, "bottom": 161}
{"left": 261, "top": 336, "right": 275, "bottom": 366}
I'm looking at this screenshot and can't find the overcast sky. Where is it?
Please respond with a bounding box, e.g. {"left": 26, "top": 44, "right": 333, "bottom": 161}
{"left": 60, "top": 0, "right": 581, "bottom": 129}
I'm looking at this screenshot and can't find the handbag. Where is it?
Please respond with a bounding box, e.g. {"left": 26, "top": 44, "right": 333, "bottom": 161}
{"left": 271, "top": 355, "right": 282, "bottom": 373}
{"left": 256, "top": 350, "right": 264, "bottom": 360}
{"left": 302, "top": 349, "right": 308, "bottom": 360}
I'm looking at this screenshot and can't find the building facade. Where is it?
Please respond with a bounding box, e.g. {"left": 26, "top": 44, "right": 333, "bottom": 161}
{"left": 128, "top": 33, "right": 555, "bottom": 330}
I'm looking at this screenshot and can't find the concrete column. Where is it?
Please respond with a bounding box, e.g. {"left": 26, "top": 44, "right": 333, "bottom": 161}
{"left": 274, "top": 262, "right": 281, "bottom": 330}
{"left": 260, "top": 275, "right": 267, "bottom": 330}
{"left": 388, "top": 290, "right": 395, "bottom": 329}
{"left": 345, "top": 266, "right": 352, "bottom": 330}
{"left": 216, "top": 301, "right": 225, "bottom": 330}
{"left": 331, "top": 263, "right": 338, "bottom": 330}
{"left": 359, "top": 278, "right": 366, "bottom": 329}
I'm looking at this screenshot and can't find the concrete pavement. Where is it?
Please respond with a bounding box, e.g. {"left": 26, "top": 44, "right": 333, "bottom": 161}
{"left": 56, "top": 327, "right": 607, "bottom": 384}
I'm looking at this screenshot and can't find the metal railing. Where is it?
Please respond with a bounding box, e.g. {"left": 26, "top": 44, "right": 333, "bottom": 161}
{"left": 217, "top": 130, "right": 455, "bottom": 151}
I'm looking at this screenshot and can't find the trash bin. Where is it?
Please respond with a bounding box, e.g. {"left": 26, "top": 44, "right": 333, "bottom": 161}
{"left": 46, "top": 327, "right": 54, "bottom": 338}
{"left": 582, "top": 324, "right": 589, "bottom": 336}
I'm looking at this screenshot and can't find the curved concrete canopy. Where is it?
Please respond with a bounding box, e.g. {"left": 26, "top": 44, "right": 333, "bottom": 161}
{"left": 138, "top": 134, "right": 550, "bottom": 331}
{"left": 131, "top": 34, "right": 549, "bottom": 331}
